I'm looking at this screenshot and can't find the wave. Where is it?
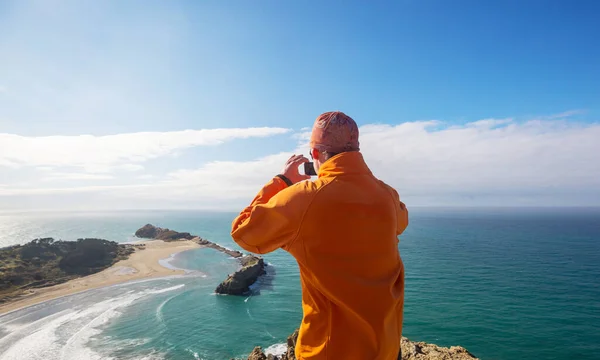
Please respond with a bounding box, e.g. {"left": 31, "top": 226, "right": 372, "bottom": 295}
{"left": 158, "top": 253, "right": 208, "bottom": 277}
{"left": 125, "top": 349, "right": 167, "bottom": 360}
{"left": 154, "top": 284, "right": 188, "bottom": 328}
{"left": 185, "top": 348, "right": 201, "bottom": 360}
{"left": 158, "top": 253, "right": 190, "bottom": 273}
{"left": 104, "top": 337, "right": 152, "bottom": 348}
{"left": 0, "top": 283, "right": 185, "bottom": 360}
{"left": 155, "top": 294, "right": 177, "bottom": 326}
{"left": 149, "top": 284, "right": 185, "bottom": 294}
{"left": 264, "top": 343, "right": 287, "bottom": 357}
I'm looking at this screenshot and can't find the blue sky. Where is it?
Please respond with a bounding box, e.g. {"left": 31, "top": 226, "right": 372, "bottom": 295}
{"left": 0, "top": 0, "right": 599, "bottom": 210}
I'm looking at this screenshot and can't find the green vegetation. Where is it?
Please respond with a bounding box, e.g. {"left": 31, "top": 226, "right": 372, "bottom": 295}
{"left": 0, "top": 238, "right": 135, "bottom": 303}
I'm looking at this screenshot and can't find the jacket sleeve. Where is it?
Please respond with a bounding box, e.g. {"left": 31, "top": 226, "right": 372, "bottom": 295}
{"left": 231, "top": 177, "right": 313, "bottom": 254}
{"left": 394, "top": 190, "right": 409, "bottom": 236}
{"left": 380, "top": 181, "right": 409, "bottom": 237}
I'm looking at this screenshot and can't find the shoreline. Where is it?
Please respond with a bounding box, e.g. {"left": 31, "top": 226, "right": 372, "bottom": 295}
{"left": 0, "top": 239, "right": 201, "bottom": 315}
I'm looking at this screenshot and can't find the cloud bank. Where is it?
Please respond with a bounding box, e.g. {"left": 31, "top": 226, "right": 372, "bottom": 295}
{"left": 359, "top": 119, "right": 599, "bottom": 205}
{"left": 0, "top": 127, "right": 290, "bottom": 173}
{"left": 1, "top": 118, "right": 599, "bottom": 210}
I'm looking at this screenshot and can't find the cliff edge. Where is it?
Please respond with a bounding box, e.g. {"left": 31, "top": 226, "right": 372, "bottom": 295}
{"left": 241, "top": 329, "right": 479, "bottom": 360}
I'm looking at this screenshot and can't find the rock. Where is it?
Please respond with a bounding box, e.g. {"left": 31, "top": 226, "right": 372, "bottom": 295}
{"left": 134, "top": 224, "right": 193, "bottom": 241}
{"left": 245, "top": 329, "right": 479, "bottom": 360}
{"left": 195, "top": 238, "right": 211, "bottom": 246}
{"left": 215, "top": 255, "right": 266, "bottom": 295}
{"left": 246, "top": 347, "right": 267, "bottom": 360}
{"left": 283, "top": 329, "right": 298, "bottom": 360}
{"left": 193, "top": 237, "right": 243, "bottom": 258}
{"left": 401, "top": 337, "right": 478, "bottom": 360}
{"left": 134, "top": 224, "right": 159, "bottom": 239}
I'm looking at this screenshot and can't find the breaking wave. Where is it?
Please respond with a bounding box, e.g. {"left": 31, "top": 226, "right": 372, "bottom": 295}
{"left": 0, "top": 284, "right": 185, "bottom": 360}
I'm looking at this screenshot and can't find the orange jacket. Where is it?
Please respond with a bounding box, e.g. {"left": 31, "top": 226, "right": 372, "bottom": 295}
{"left": 232, "top": 152, "right": 408, "bottom": 360}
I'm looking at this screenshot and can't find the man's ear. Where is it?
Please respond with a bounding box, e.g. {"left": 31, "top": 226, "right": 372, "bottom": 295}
{"left": 311, "top": 148, "right": 319, "bottom": 160}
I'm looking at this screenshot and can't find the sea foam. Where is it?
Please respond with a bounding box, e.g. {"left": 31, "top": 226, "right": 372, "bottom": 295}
{"left": 0, "top": 284, "right": 185, "bottom": 360}
{"left": 265, "top": 342, "right": 287, "bottom": 357}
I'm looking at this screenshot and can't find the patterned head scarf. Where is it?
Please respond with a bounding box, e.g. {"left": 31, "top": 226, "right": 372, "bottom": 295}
{"left": 309, "top": 111, "right": 360, "bottom": 153}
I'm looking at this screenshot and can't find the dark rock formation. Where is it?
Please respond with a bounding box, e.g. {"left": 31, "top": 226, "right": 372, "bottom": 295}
{"left": 134, "top": 224, "right": 160, "bottom": 239}
{"left": 134, "top": 224, "right": 193, "bottom": 241}
{"left": 215, "top": 255, "right": 266, "bottom": 295}
{"left": 0, "top": 238, "right": 135, "bottom": 303}
{"left": 242, "top": 329, "right": 478, "bottom": 360}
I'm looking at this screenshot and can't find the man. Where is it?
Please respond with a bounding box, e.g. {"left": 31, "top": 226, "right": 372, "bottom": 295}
{"left": 231, "top": 111, "right": 408, "bottom": 359}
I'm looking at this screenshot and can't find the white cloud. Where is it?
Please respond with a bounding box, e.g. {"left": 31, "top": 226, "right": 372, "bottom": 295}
{"left": 0, "top": 184, "right": 126, "bottom": 196}
{"left": 0, "top": 127, "right": 290, "bottom": 172}
{"left": 117, "top": 164, "right": 144, "bottom": 172}
{"left": 41, "top": 173, "right": 115, "bottom": 182}
{"left": 0, "top": 152, "right": 291, "bottom": 203}
{"left": 463, "top": 118, "right": 513, "bottom": 128}
{"left": 160, "top": 152, "right": 291, "bottom": 199}
{"left": 1, "top": 118, "right": 599, "bottom": 209}
{"left": 545, "top": 109, "right": 585, "bottom": 119}
{"left": 359, "top": 119, "right": 600, "bottom": 204}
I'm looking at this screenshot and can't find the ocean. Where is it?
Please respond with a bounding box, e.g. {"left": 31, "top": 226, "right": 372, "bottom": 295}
{"left": 0, "top": 208, "right": 599, "bottom": 360}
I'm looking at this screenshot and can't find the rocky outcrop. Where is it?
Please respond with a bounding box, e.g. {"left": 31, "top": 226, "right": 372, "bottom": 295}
{"left": 242, "top": 329, "right": 478, "bottom": 360}
{"left": 134, "top": 224, "right": 194, "bottom": 241}
{"left": 194, "top": 237, "right": 244, "bottom": 258}
{"left": 246, "top": 347, "right": 269, "bottom": 360}
{"left": 135, "top": 224, "right": 265, "bottom": 296}
{"left": 215, "top": 255, "right": 266, "bottom": 295}
{"left": 400, "top": 337, "right": 478, "bottom": 359}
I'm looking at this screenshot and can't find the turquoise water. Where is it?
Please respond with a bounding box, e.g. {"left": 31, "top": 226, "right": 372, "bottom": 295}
{"left": 0, "top": 208, "right": 599, "bottom": 359}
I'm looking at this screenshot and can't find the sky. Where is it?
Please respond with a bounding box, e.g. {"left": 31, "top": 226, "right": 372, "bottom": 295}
{"left": 0, "top": 0, "right": 599, "bottom": 211}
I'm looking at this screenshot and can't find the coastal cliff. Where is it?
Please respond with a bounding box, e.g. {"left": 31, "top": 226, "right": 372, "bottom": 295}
{"left": 135, "top": 224, "right": 265, "bottom": 295}
{"left": 242, "top": 329, "right": 479, "bottom": 360}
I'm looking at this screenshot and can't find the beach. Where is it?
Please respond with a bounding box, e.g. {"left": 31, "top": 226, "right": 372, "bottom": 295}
{"left": 0, "top": 239, "right": 201, "bottom": 315}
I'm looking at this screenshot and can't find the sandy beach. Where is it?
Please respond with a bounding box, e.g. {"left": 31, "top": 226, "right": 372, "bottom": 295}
{"left": 0, "top": 239, "right": 201, "bottom": 315}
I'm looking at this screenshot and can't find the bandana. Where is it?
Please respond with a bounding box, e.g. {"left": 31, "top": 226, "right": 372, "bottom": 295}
{"left": 309, "top": 111, "right": 360, "bottom": 153}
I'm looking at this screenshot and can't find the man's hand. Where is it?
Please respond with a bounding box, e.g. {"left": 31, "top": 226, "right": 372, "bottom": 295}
{"left": 281, "top": 154, "right": 311, "bottom": 184}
